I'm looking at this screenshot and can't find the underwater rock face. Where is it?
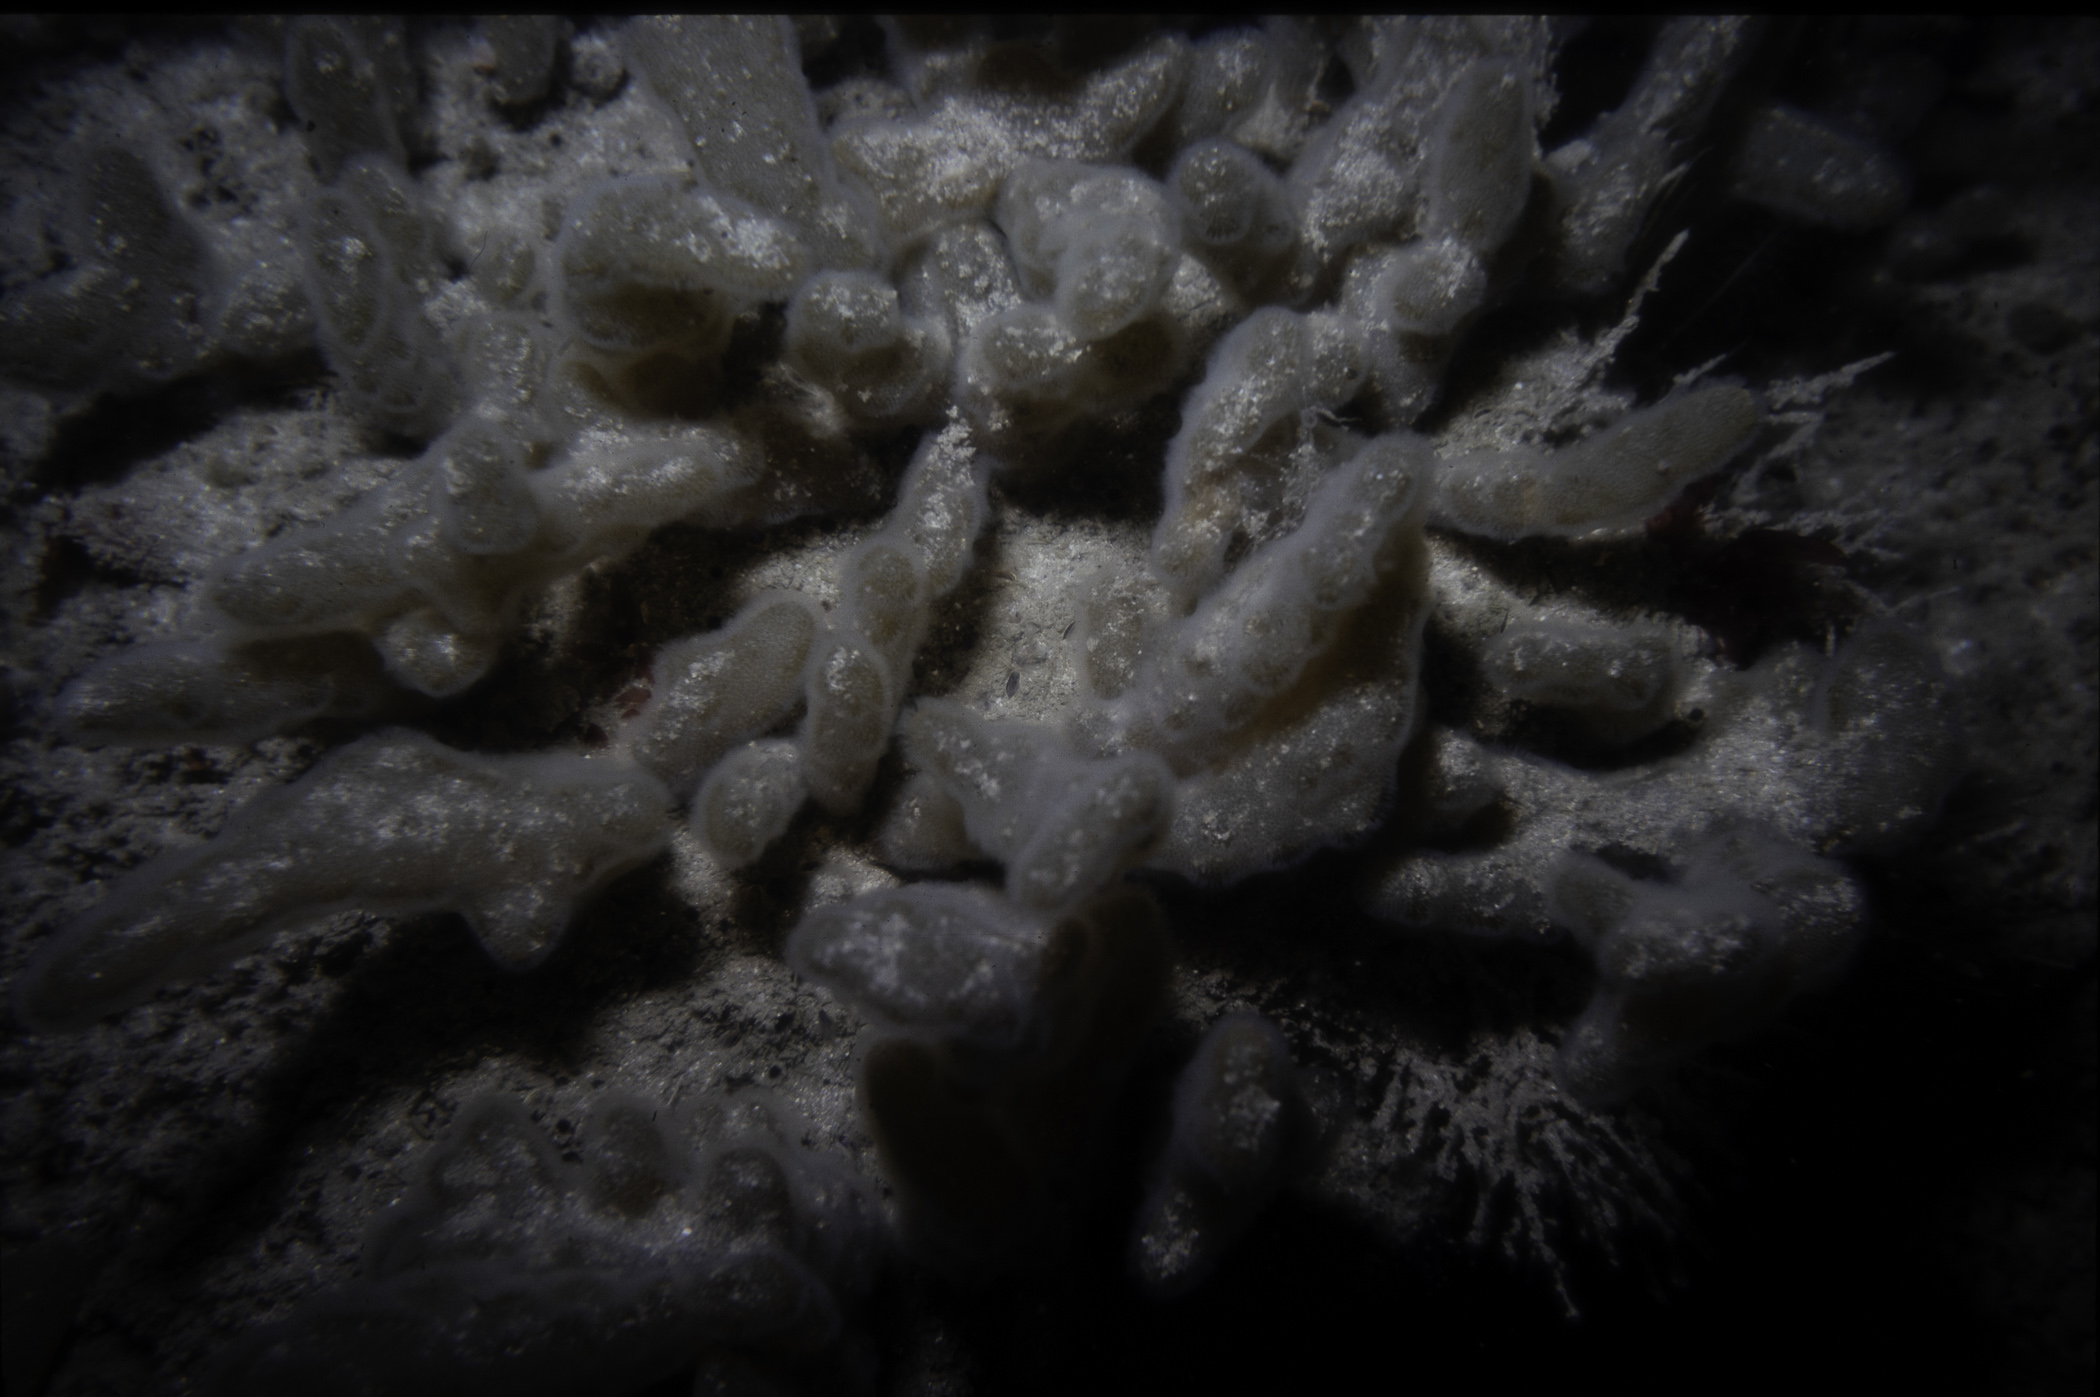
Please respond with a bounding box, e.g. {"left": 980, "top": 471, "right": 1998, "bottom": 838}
{"left": 209, "top": 1089, "right": 880, "bottom": 1397}
{"left": 0, "top": 14, "right": 2093, "bottom": 1397}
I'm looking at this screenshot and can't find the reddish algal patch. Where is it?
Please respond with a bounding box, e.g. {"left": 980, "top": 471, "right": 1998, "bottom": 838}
{"left": 614, "top": 676, "right": 653, "bottom": 720}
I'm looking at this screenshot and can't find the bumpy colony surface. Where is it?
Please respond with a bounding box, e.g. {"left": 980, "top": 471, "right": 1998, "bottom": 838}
{"left": 0, "top": 15, "right": 2011, "bottom": 1394}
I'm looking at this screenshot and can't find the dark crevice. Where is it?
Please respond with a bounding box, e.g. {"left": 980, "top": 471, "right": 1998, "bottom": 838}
{"left": 799, "top": 15, "right": 888, "bottom": 91}
{"left": 1540, "top": 16, "right": 1657, "bottom": 152}
{"left": 32, "top": 534, "right": 142, "bottom": 621}
{"left": 31, "top": 350, "right": 330, "bottom": 491}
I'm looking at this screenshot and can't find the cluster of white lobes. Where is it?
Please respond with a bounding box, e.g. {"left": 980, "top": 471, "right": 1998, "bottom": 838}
{"left": 18, "top": 16, "right": 1963, "bottom": 1380}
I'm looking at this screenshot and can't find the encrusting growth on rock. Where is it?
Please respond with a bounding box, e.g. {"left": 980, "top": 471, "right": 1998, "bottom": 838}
{"left": 0, "top": 14, "right": 2016, "bottom": 1387}
{"left": 17, "top": 731, "right": 673, "bottom": 1032}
